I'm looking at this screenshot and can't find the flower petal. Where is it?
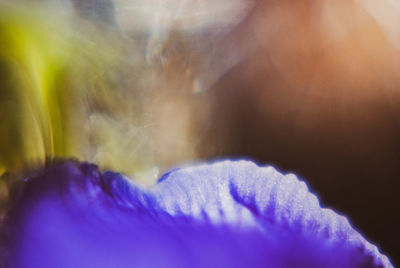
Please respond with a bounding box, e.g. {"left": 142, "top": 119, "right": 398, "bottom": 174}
{"left": 2, "top": 160, "right": 392, "bottom": 268}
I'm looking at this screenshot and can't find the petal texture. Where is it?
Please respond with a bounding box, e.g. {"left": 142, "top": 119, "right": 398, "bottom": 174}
{"left": 2, "top": 160, "right": 393, "bottom": 268}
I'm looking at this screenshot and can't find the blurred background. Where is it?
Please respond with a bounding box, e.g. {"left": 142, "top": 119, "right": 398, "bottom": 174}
{"left": 0, "top": 0, "right": 399, "bottom": 265}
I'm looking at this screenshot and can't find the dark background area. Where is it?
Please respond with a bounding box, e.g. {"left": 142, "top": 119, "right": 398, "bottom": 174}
{"left": 201, "top": 0, "right": 400, "bottom": 265}
{"left": 209, "top": 72, "right": 400, "bottom": 266}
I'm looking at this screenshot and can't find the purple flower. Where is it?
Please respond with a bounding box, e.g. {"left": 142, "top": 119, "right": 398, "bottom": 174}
{"left": 3, "top": 161, "right": 392, "bottom": 267}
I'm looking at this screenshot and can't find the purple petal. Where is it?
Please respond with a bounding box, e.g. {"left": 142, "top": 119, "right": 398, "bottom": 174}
{"left": 2, "top": 160, "right": 392, "bottom": 267}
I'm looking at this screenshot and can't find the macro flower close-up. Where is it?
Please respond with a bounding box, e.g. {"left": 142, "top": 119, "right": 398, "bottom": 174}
{"left": 0, "top": 0, "right": 399, "bottom": 267}
{"left": 2, "top": 161, "right": 393, "bottom": 267}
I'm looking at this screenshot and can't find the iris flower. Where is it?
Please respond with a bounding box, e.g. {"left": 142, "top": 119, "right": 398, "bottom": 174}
{"left": 2, "top": 160, "right": 392, "bottom": 267}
